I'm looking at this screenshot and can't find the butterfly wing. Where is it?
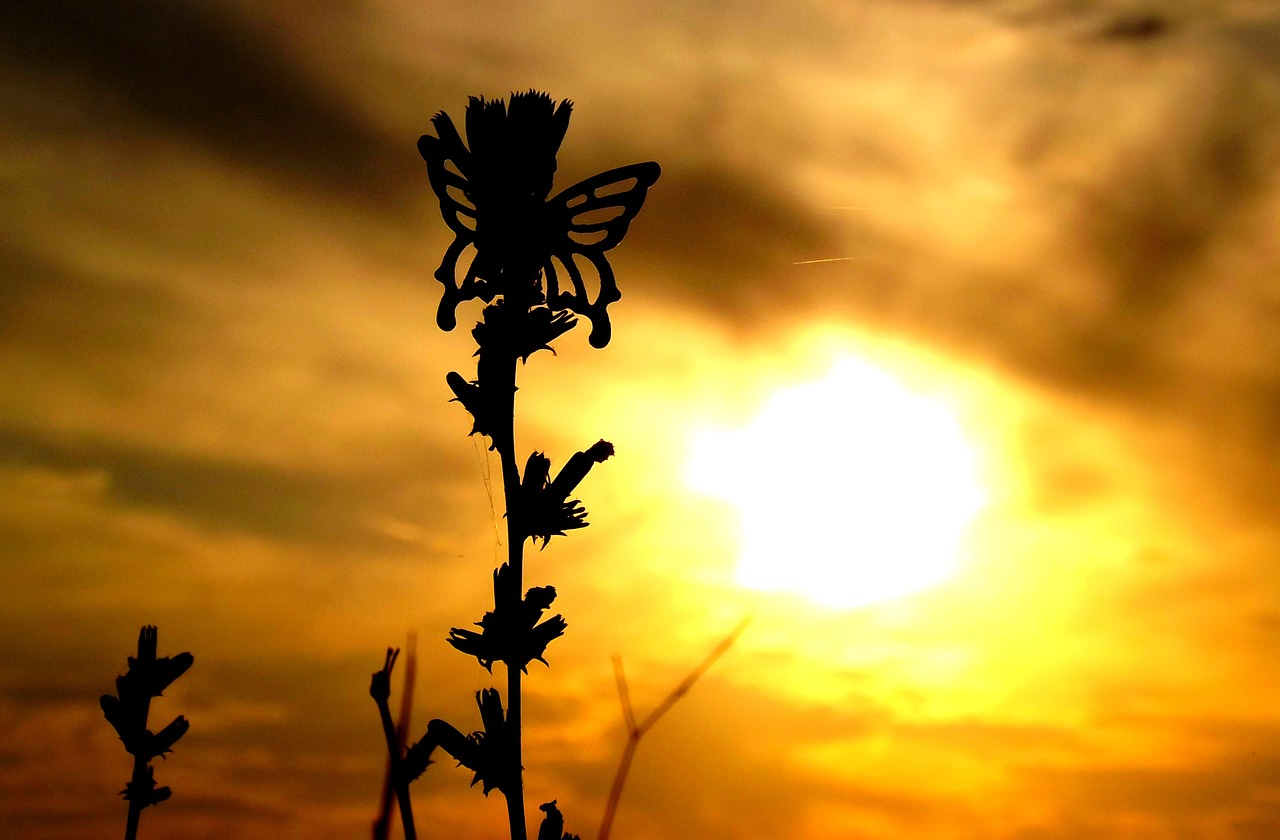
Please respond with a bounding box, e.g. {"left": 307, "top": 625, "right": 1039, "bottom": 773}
{"left": 418, "top": 114, "right": 491, "bottom": 331}
{"left": 544, "top": 162, "right": 661, "bottom": 347}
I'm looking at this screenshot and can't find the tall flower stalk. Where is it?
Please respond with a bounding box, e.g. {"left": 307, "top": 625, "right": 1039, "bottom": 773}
{"left": 371, "top": 91, "right": 659, "bottom": 840}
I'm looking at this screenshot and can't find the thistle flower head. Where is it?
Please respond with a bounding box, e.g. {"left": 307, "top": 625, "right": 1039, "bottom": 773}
{"left": 462, "top": 91, "right": 572, "bottom": 203}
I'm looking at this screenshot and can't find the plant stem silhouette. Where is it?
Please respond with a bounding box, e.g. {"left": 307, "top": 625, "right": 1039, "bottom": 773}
{"left": 495, "top": 349, "right": 526, "bottom": 840}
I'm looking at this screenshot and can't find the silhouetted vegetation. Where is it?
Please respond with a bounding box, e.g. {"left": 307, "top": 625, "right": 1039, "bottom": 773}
{"left": 100, "top": 625, "right": 193, "bottom": 840}
{"left": 369, "top": 90, "right": 659, "bottom": 840}
{"left": 96, "top": 92, "right": 745, "bottom": 840}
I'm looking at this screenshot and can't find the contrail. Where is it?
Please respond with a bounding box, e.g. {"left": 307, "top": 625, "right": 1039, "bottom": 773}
{"left": 792, "top": 257, "right": 863, "bottom": 265}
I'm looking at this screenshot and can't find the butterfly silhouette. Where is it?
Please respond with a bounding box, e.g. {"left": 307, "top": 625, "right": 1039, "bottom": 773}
{"left": 418, "top": 93, "right": 660, "bottom": 348}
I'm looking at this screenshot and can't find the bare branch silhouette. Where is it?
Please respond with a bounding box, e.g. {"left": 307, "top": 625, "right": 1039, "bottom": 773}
{"left": 373, "top": 633, "right": 417, "bottom": 840}
{"left": 598, "top": 618, "right": 751, "bottom": 840}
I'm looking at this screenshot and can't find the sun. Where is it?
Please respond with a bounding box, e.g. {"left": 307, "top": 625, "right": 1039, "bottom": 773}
{"left": 685, "top": 354, "right": 987, "bottom": 609}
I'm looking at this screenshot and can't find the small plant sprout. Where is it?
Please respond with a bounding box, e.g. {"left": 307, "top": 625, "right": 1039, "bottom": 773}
{"left": 100, "top": 625, "right": 193, "bottom": 840}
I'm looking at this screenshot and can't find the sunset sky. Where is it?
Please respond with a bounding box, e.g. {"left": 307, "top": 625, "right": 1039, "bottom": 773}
{"left": 5, "top": 1, "right": 1280, "bottom": 838}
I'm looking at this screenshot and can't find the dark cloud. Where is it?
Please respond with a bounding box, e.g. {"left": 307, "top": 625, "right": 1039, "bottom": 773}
{"left": 0, "top": 0, "right": 416, "bottom": 212}
{"left": 0, "top": 241, "right": 188, "bottom": 371}
{"left": 936, "top": 0, "right": 1185, "bottom": 38}
{"left": 0, "top": 678, "right": 102, "bottom": 707}
{"left": 164, "top": 796, "right": 291, "bottom": 822}
{"left": 626, "top": 163, "right": 840, "bottom": 313}
{"left": 0, "top": 807, "right": 117, "bottom": 834}
{"left": 176, "top": 654, "right": 420, "bottom": 809}
{"left": 1073, "top": 64, "right": 1275, "bottom": 318}
{"left": 1095, "top": 11, "right": 1170, "bottom": 41}
{"left": 1223, "top": 16, "right": 1280, "bottom": 74}
{"left": 0, "top": 426, "right": 470, "bottom": 549}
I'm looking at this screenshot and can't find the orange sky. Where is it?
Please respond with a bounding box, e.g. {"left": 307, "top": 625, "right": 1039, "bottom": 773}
{"left": 5, "top": 2, "right": 1280, "bottom": 838}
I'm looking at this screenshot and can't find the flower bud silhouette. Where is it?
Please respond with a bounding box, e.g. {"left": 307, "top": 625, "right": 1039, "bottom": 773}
{"left": 101, "top": 626, "right": 191, "bottom": 840}
{"left": 537, "top": 800, "right": 581, "bottom": 840}
{"left": 428, "top": 689, "right": 515, "bottom": 797}
{"left": 519, "top": 442, "right": 613, "bottom": 546}
{"left": 447, "top": 564, "right": 567, "bottom": 673}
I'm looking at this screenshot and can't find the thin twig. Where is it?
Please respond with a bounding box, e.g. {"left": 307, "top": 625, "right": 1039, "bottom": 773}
{"left": 373, "top": 649, "right": 418, "bottom": 840}
{"left": 397, "top": 634, "right": 419, "bottom": 763}
{"left": 597, "top": 617, "right": 751, "bottom": 840}
{"left": 374, "top": 634, "right": 417, "bottom": 840}
{"left": 612, "top": 656, "right": 636, "bottom": 734}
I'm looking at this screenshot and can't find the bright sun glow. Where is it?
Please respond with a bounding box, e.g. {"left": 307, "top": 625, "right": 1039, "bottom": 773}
{"left": 686, "top": 355, "right": 987, "bottom": 609}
